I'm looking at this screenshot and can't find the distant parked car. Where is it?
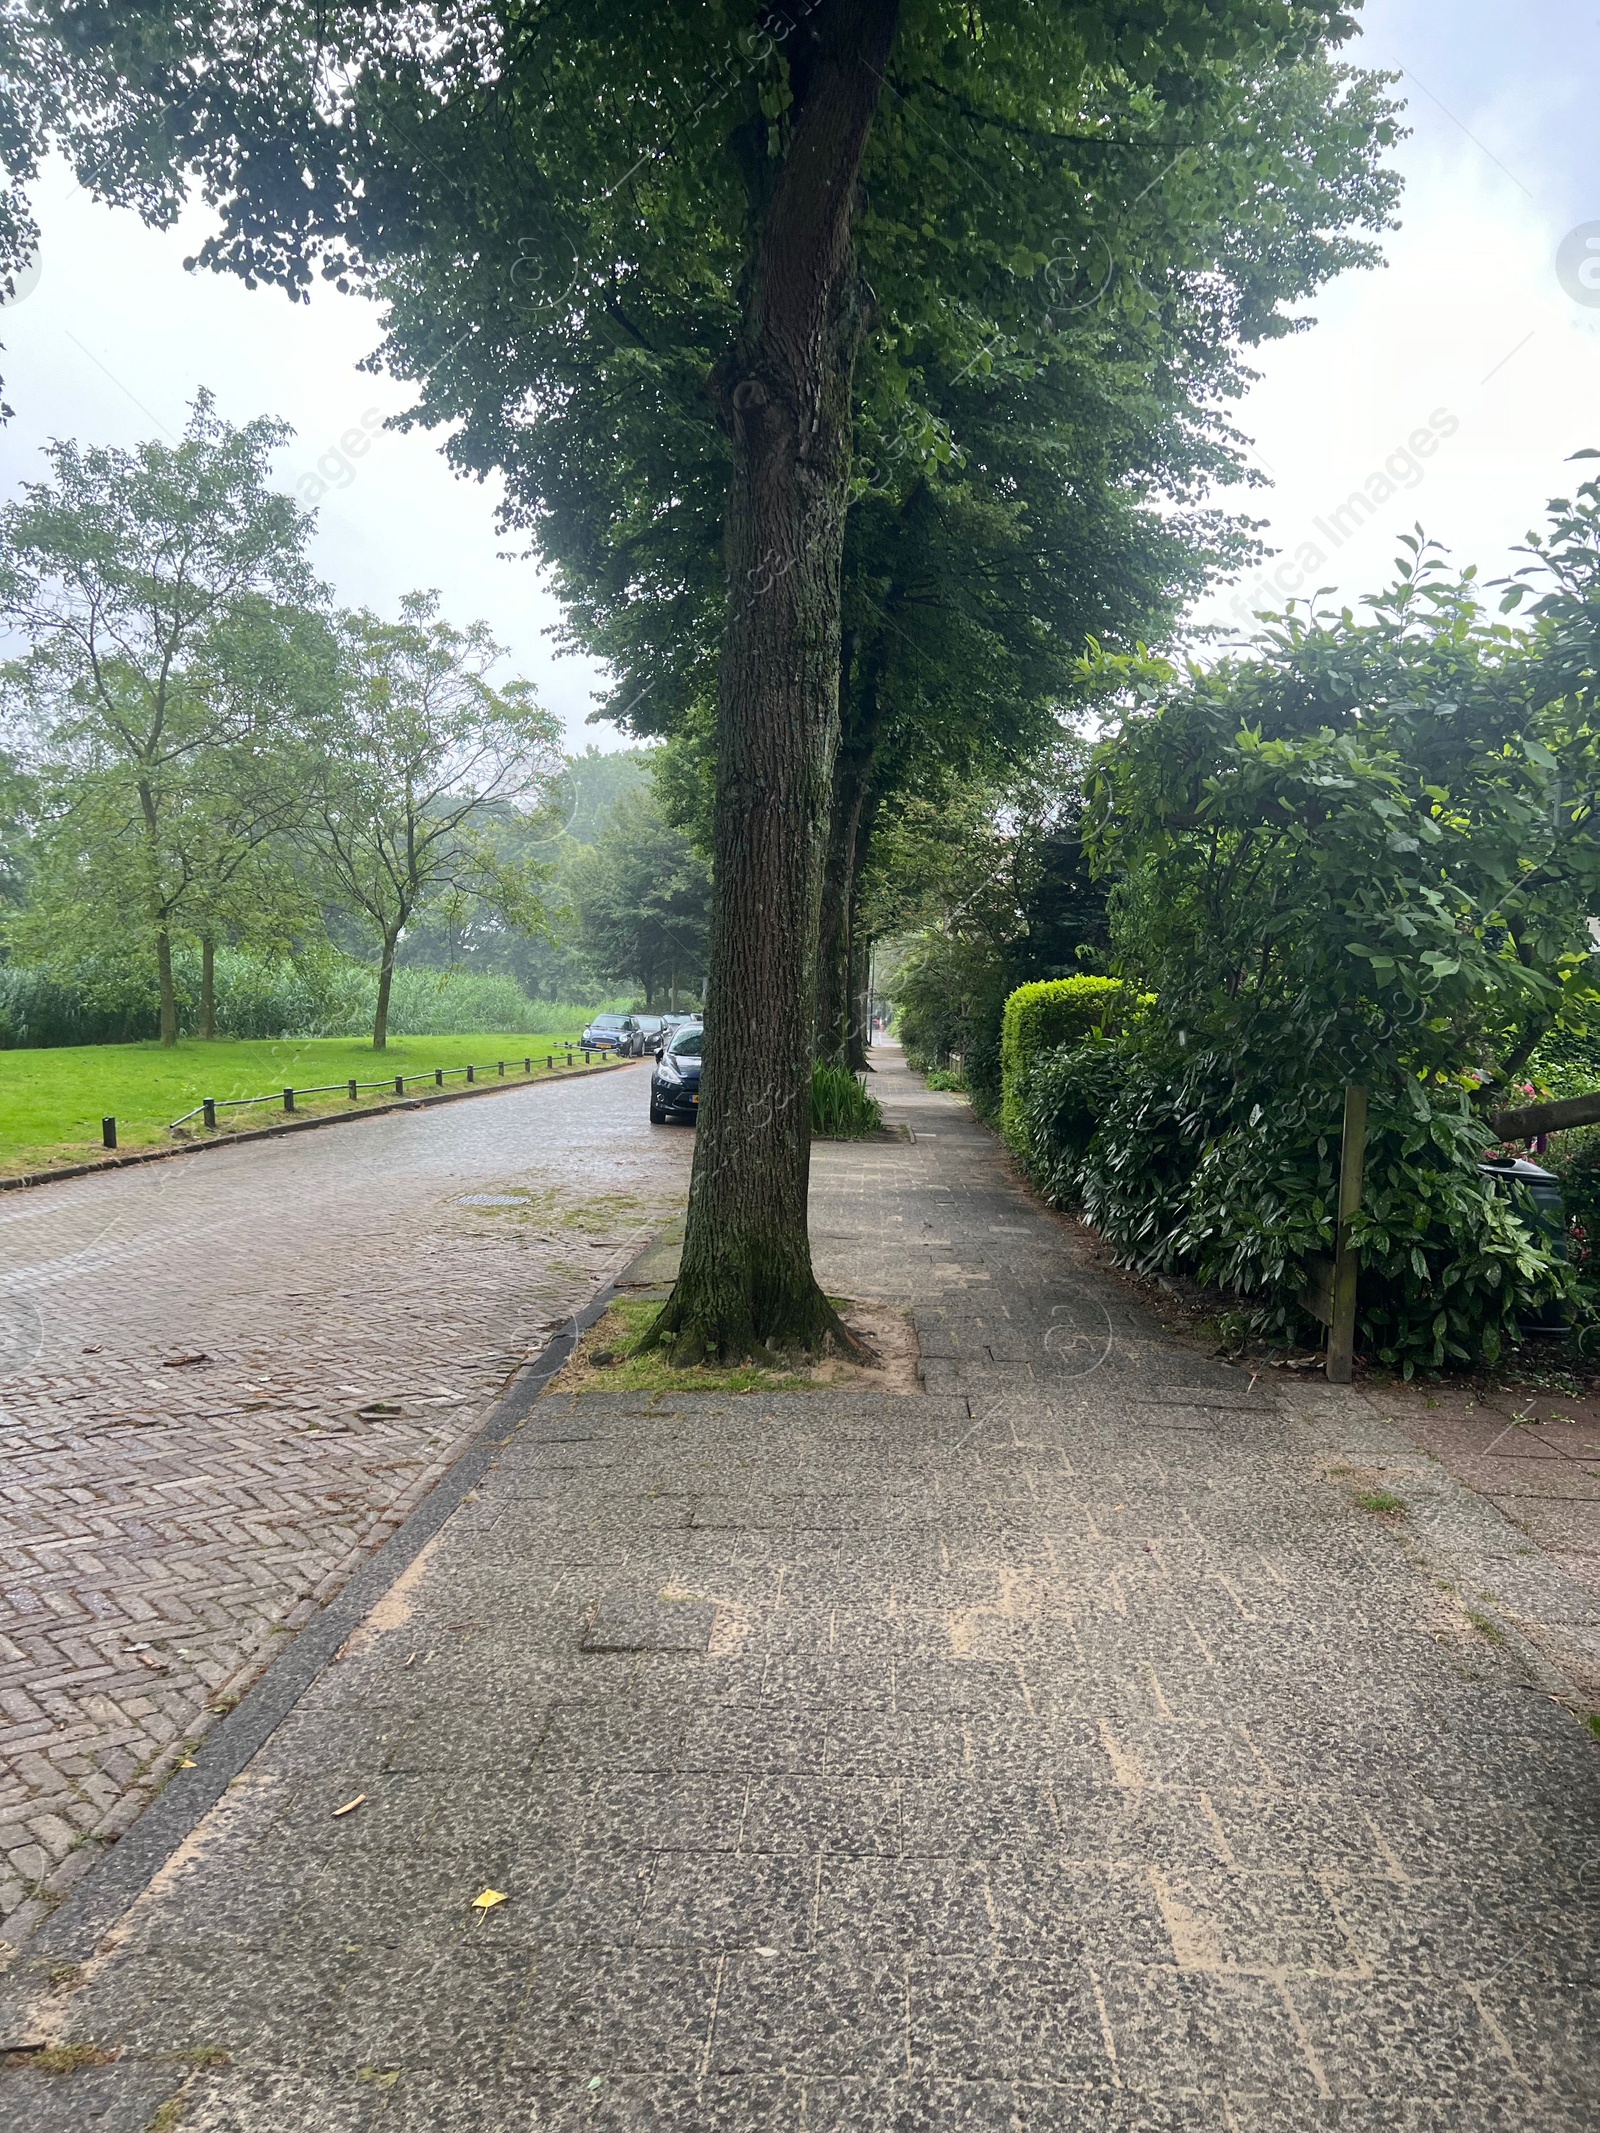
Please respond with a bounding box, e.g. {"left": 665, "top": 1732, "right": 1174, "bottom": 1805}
{"left": 649, "top": 1024, "right": 702, "bottom": 1124}
{"left": 581, "top": 1013, "right": 642, "bottom": 1055}
{"left": 634, "top": 1015, "right": 667, "bottom": 1057}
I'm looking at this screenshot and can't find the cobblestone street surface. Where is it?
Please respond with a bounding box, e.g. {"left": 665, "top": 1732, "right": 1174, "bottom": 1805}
{"left": 1, "top": 1052, "right": 1596, "bottom": 2127}
{"left": 0, "top": 1065, "right": 688, "bottom": 1946}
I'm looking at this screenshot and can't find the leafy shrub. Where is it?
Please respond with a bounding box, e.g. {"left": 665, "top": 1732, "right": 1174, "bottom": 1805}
{"left": 922, "top": 1067, "right": 966, "bottom": 1092}
{"left": 811, "top": 1061, "right": 883, "bottom": 1139}
{"left": 999, "top": 976, "right": 1133, "bottom": 1147}
{"left": 0, "top": 949, "right": 605, "bottom": 1046}
{"left": 1017, "top": 1031, "right": 1574, "bottom": 1375}
{"left": 0, "top": 961, "right": 159, "bottom": 1046}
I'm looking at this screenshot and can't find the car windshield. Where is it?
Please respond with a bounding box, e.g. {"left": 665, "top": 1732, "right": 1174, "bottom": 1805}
{"left": 593, "top": 1016, "right": 626, "bottom": 1029}
{"left": 670, "top": 1030, "right": 703, "bottom": 1058}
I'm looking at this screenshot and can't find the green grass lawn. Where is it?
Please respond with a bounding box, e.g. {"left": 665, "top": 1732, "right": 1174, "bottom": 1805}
{"left": 0, "top": 1031, "right": 615, "bottom": 1177}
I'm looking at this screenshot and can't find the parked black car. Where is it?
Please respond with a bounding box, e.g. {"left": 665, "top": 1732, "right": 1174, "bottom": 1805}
{"left": 650, "top": 1025, "right": 702, "bottom": 1123}
{"left": 581, "top": 1013, "right": 641, "bottom": 1055}
{"left": 634, "top": 1015, "right": 667, "bottom": 1057}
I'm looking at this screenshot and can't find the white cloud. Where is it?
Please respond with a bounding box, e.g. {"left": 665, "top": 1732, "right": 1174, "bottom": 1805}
{"left": 1199, "top": 0, "right": 1600, "bottom": 637}
{"left": 0, "top": 161, "right": 615, "bottom": 750}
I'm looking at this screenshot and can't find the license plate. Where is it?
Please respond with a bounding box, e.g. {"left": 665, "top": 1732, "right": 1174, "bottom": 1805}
{"left": 692, "top": 1094, "right": 699, "bottom": 1104}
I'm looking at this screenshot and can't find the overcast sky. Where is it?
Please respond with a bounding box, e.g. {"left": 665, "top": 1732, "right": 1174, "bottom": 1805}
{"left": 0, "top": 0, "right": 1594, "bottom": 741}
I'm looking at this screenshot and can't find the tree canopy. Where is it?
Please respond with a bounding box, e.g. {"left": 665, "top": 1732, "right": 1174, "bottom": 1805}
{"left": 0, "top": 391, "right": 328, "bottom": 1041}
{"left": 4, "top": 0, "right": 1402, "bottom": 1352}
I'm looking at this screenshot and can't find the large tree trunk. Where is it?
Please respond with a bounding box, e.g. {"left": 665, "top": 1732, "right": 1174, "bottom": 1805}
{"left": 373, "top": 932, "right": 399, "bottom": 1050}
{"left": 200, "top": 935, "right": 217, "bottom": 1040}
{"left": 650, "top": 0, "right": 900, "bottom": 1360}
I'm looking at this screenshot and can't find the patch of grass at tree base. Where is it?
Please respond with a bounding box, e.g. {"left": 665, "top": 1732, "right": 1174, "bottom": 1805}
{"left": 558, "top": 1298, "right": 857, "bottom": 1395}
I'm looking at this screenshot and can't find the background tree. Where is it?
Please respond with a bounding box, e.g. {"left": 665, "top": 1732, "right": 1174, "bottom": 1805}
{"left": 571, "top": 783, "right": 712, "bottom": 1008}
{"left": 300, "top": 595, "right": 563, "bottom": 1050}
{"left": 0, "top": 393, "right": 325, "bottom": 1042}
{"left": 9, "top": 1, "right": 1399, "bottom": 1352}
{"left": 875, "top": 734, "right": 1110, "bottom": 1108}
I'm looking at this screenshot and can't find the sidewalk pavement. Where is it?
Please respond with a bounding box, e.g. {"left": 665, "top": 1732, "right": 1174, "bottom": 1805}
{"left": 1, "top": 1050, "right": 1595, "bottom": 2129}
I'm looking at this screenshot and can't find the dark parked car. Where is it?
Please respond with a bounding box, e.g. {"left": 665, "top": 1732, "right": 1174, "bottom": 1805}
{"left": 634, "top": 1015, "right": 668, "bottom": 1057}
{"left": 649, "top": 1025, "right": 702, "bottom": 1124}
{"left": 582, "top": 1013, "right": 641, "bottom": 1055}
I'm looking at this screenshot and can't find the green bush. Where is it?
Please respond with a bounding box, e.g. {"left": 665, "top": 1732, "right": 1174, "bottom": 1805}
{"left": 812, "top": 1061, "right": 883, "bottom": 1139}
{"left": 0, "top": 950, "right": 611, "bottom": 1046}
{"left": 890, "top": 933, "right": 1010, "bottom": 1116}
{"left": 922, "top": 1067, "right": 966, "bottom": 1093}
{"left": 1016, "top": 1030, "right": 1575, "bottom": 1375}
{"left": 999, "top": 976, "right": 1132, "bottom": 1148}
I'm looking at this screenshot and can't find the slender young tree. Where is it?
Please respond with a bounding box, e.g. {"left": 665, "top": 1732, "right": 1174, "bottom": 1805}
{"left": 0, "top": 393, "right": 324, "bottom": 1042}
{"left": 301, "top": 595, "right": 563, "bottom": 1050}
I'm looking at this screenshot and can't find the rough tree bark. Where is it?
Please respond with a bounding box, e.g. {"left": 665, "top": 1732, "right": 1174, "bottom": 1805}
{"left": 373, "top": 929, "right": 401, "bottom": 1050}
{"left": 200, "top": 935, "right": 217, "bottom": 1040}
{"left": 154, "top": 926, "right": 178, "bottom": 1047}
{"left": 649, "top": 0, "right": 900, "bottom": 1360}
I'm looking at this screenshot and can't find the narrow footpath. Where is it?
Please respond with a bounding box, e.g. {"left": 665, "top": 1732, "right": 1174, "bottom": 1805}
{"left": 1, "top": 1052, "right": 1595, "bottom": 2128}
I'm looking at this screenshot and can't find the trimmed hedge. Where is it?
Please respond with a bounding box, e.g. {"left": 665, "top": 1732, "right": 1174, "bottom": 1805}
{"left": 999, "top": 976, "right": 1131, "bottom": 1147}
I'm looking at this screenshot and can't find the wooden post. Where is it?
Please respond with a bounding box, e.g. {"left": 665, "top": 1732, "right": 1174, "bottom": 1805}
{"left": 282, "top": 1087, "right": 295, "bottom": 1115}
{"left": 1327, "top": 1084, "right": 1368, "bottom": 1384}
{"left": 395, "top": 1075, "right": 404, "bottom": 1096}
{"left": 102, "top": 1117, "right": 117, "bottom": 1150}
{"left": 202, "top": 1098, "right": 216, "bottom": 1130}
{"left": 348, "top": 1079, "right": 358, "bottom": 1102}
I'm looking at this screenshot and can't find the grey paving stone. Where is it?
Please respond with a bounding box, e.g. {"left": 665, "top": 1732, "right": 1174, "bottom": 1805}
{"left": 8, "top": 1052, "right": 1599, "bottom": 2119}
{"left": 708, "top": 1949, "right": 909, "bottom": 2078}
{"left": 581, "top": 1598, "right": 717, "bottom": 1654}
{"left": 183, "top": 2066, "right": 391, "bottom": 2131}
{"left": 505, "top": 1950, "right": 721, "bottom": 2073}
{"left": 1094, "top": 1964, "right": 1326, "bottom": 2097}
{"left": 0, "top": 2063, "right": 187, "bottom": 2133}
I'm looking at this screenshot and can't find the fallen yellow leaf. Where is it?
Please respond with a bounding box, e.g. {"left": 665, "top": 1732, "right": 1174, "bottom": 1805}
{"left": 178, "top": 1757, "right": 197, "bottom": 1769}
{"left": 471, "top": 1888, "right": 508, "bottom": 1914}
{"left": 332, "top": 1793, "right": 367, "bottom": 1818}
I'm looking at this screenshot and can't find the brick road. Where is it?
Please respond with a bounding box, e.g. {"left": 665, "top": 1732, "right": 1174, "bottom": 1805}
{"left": 1, "top": 1050, "right": 1594, "bottom": 2126}
{"left": 0, "top": 1064, "right": 689, "bottom": 1950}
